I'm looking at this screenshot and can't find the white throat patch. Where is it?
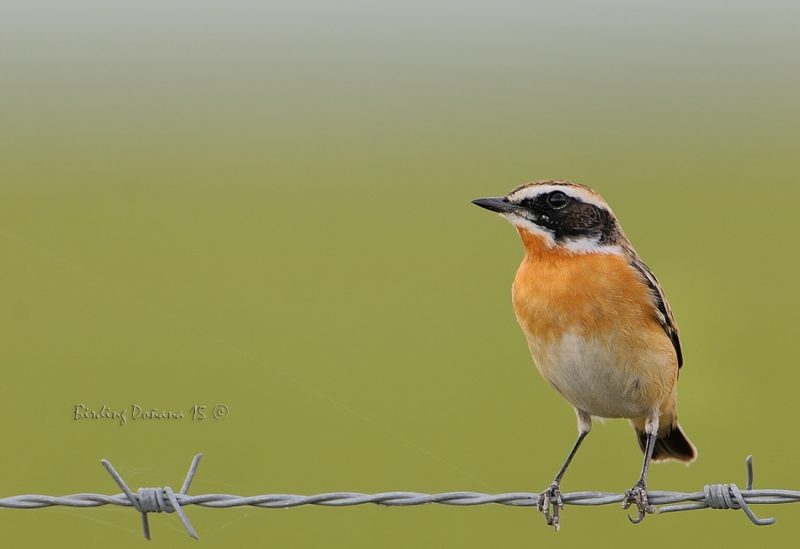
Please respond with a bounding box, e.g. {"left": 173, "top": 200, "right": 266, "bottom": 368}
{"left": 503, "top": 212, "right": 623, "bottom": 256}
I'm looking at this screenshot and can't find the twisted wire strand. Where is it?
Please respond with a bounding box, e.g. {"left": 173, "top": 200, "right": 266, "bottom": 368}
{"left": 5, "top": 489, "right": 800, "bottom": 509}
{"left": 1, "top": 455, "right": 797, "bottom": 539}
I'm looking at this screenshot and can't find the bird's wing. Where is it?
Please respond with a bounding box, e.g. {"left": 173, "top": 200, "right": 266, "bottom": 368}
{"left": 629, "top": 259, "right": 683, "bottom": 369}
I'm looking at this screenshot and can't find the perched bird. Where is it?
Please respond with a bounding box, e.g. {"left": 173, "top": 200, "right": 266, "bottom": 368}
{"left": 472, "top": 180, "right": 696, "bottom": 529}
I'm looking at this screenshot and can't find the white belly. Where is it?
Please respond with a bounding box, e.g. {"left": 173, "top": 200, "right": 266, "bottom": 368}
{"left": 529, "top": 332, "right": 655, "bottom": 418}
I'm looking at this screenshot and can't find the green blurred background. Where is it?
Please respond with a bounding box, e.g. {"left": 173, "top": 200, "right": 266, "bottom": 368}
{"left": 1, "top": 0, "right": 799, "bottom": 546}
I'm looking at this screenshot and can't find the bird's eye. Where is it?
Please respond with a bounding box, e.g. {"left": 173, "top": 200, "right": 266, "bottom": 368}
{"left": 546, "top": 191, "right": 570, "bottom": 209}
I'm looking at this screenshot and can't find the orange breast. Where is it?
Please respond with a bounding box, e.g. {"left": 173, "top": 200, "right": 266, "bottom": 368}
{"left": 511, "top": 229, "right": 679, "bottom": 416}
{"left": 512, "top": 229, "right": 659, "bottom": 343}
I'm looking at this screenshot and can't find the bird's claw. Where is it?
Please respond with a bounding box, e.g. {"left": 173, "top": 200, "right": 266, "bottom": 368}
{"left": 537, "top": 483, "right": 564, "bottom": 531}
{"left": 622, "top": 482, "right": 654, "bottom": 524}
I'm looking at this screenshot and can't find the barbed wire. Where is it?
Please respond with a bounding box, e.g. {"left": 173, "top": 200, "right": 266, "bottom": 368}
{"left": 1, "top": 454, "right": 798, "bottom": 539}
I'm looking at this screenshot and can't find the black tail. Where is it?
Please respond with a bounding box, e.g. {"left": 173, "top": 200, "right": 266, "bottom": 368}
{"left": 636, "top": 423, "right": 697, "bottom": 463}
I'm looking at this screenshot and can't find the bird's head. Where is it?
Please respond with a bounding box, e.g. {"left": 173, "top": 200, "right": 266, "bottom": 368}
{"left": 472, "top": 180, "right": 624, "bottom": 255}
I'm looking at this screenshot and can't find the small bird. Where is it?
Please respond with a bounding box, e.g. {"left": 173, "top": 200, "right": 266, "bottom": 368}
{"left": 472, "top": 180, "right": 696, "bottom": 529}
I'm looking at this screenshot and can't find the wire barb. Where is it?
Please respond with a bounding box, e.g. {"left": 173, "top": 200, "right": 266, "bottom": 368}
{"left": 657, "top": 455, "right": 776, "bottom": 526}
{"left": 100, "top": 454, "right": 202, "bottom": 540}
{"left": 1, "top": 455, "right": 797, "bottom": 537}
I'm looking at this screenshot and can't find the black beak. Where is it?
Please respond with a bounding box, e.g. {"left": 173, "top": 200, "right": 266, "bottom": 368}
{"left": 471, "top": 196, "right": 517, "bottom": 214}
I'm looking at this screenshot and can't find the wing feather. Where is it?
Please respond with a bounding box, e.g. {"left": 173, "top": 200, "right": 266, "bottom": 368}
{"left": 629, "top": 259, "right": 684, "bottom": 369}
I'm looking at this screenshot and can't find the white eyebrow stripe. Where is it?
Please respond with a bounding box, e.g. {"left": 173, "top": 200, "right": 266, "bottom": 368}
{"left": 508, "top": 184, "right": 610, "bottom": 211}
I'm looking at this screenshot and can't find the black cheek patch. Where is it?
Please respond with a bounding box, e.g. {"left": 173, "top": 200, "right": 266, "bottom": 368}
{"left": 592, "top": 208, "right": 619, "bottom": 245}
{"left": 552, "top": 203, "right": 618, "bottom": 244}
{"left": 520, "top": 194, "right": 618, "bottom": 244}
{"left": 558, "top": 203, "right": 601, "bottom": 238}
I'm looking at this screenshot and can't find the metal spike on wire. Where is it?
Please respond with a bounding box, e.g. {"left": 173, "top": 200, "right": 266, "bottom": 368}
{"left": 100, "top": 454, "right": 202, "bottom": 540}
{"left": 1, "top": 455, "right": 799, "bottom": 539}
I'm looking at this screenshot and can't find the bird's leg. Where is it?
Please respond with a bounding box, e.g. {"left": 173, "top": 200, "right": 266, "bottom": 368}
{"left": 538, "top": 410, "right": 591, "bottom": 531}
{"left": 623, "top": 412, "right": 659, "bottom": 524}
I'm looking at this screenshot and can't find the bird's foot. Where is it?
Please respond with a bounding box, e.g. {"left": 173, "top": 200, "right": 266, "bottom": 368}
{"left": 537, "top": 483, "right": 564, "bottom": 531}
{"left": 622, "top": 481, "right": 654, "bottom": 524}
